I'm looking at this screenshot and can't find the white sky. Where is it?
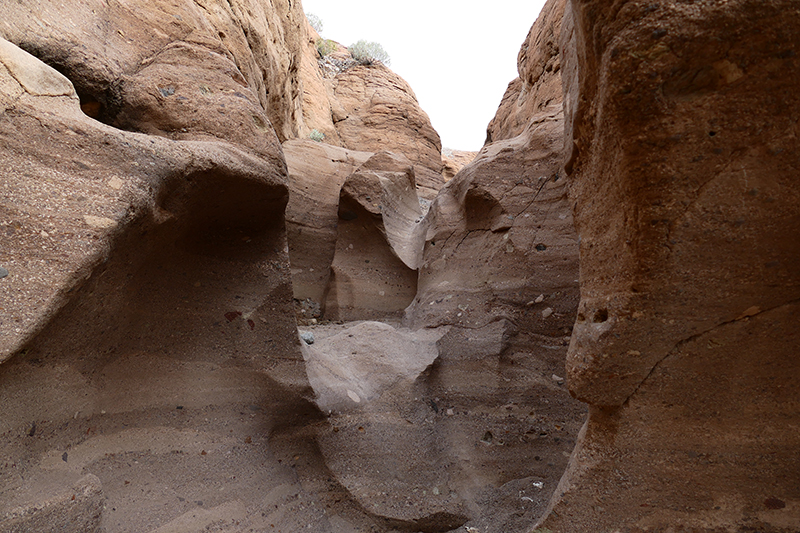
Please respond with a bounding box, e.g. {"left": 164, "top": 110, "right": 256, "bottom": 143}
{"left": 300, "top": 1, "right": 548, "bottom": 151}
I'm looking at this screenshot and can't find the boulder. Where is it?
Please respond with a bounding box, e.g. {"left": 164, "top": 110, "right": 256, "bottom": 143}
{"left": 536, "top": 1, "right": 800, "bottom": 531}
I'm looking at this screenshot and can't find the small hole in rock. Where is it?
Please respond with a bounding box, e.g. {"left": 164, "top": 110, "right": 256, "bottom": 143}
{"left": 593, "top": 309, "right": 609, "bottom": 323}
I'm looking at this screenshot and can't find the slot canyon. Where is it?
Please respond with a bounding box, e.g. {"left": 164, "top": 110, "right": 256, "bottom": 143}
{"left": 0, "top": 0, "right": 798, "bottom": 532}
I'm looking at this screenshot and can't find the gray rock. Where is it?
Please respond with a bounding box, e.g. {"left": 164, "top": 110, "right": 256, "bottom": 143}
{"left": 299, "top": 331, "right": 315, "bottom": 345}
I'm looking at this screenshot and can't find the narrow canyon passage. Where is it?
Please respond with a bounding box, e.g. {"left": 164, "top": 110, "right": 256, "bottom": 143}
{"left": 2, "top": 0, "right": 799, "bottom": 532}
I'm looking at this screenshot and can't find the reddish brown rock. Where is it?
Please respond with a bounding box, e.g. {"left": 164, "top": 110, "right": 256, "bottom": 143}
{"left": 441, "top": 149, "right": 478, "bottom": 181}
{"left": 297, "top": 23, "right": 343, "bottom": 144}
{"left": 396, "top": 4, "right": 587, "bottom": 528}
{"left": 330, "top": 64, "right": 445, "bottom": 198}
{"left": 0, "top": 33, "right": 317, "bottom": 533}
{"left": 407, "top": 105, "right": 578, "bottom": 336}
{"left": 486, "top": 0, "right": 566, "bottom": 143}
{"left": 536, "top": 1, "right": 800, "bottom": 531}
{"left": 0, "top": 0, "right": 309, "bottom": 143}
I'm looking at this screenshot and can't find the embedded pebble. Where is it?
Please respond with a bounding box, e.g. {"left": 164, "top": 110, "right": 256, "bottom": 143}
{"left": 542, "top": 307, "right": 553, "bottom": 318}
{"left": 300, "top": 331, "right": 315, "bottom": 345}
{"left": 83, "top": 215, "right": 117, "bottom": 229}
{"left": 0, "top": 267, "right": 8, "bottom": 278}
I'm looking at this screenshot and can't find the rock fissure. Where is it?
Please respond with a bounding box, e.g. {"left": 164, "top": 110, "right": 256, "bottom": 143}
{"left": 622, "top": 295, "right": 800, "bottom": 408}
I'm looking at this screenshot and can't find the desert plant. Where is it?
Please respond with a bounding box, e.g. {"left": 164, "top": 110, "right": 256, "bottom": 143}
{"left": 348, "top": 40, "right": 391, "bottom": 66}
{"left": 316, "top": 38, "right": 337, "bottom": 57}
{"left": 309, "top": 129, "right": 325, "bottom": 142}
{"left": 306, "top": 12, "right": 323, "bottom": 33}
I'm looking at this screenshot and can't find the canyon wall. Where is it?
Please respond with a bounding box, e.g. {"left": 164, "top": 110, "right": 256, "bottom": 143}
{"left": 536, "top": 0, "right": 800, "bottom": 531}
{"left": 1, "top": 0, "right": 799, "bottom": 531}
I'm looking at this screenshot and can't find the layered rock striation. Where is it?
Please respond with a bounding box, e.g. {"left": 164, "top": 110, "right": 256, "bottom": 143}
{"left": 2, "top": 0, "right": 799, "bottom": 532}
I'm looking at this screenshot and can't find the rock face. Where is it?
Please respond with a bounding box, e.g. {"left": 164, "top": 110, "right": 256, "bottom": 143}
{"left": 486, "top": 0, "right": 566, "bottom": 143}
{"left": 283, "top": 140, "right": 372, "bottom": 310}
{"left": 4, "top": 0, "right": 798, "bottom": 531}
{"left": 441, "top": 148, "right": 478, "bottom": 181}
{"left": 0, "top": 23, "right": 319, "bottom": 533}
{"left": 301, "top": 322, "right": 469, "bottom": 530}
{"left": 330, "top": 64, "right": 445, "bottom": 198}
{"left": 325, "top": 151, "right": 425, "bottom": 321}
{"left": 535, "top": 1, "right": 800, "bottom": 531}
{"left": 395, "top": 1, "right": 587, "bottom": 529}
{"left": 297, "top": 33, "right": 446, "bottom": 200}
{"left": 407, "top": 105, "right": 578, "bottom": 336}
{"left": 284, "top": 143, "right": 427, "bottom": 322}
{"left": 0, "top": 0, "right": 310, "bottom": 143}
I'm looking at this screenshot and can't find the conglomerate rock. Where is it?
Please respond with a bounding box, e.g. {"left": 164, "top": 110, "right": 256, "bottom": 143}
{"left": 535, "top": 1, "right": 800, "bottom": 531}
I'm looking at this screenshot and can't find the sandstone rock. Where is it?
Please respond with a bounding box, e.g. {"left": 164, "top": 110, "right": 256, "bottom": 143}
{"left": 330, "top": 64, "right": 445, "bottom": 198}
{"left": 0, "top": 0, "right": 309, "bottom": 143}
{"left": 486, "top": 0, "right": 566, "bottom": 143}
{"left": 283, "top": 139, "right": 372, "bottom": 311}
{"left": 325, "top": 152, "right": 425, "bottom": 321}
{"left": 0, "top": 474, "right": 104, "bottom": 533}
{"left": 535, "top": 1, "right": 800, "bottom": 531}
{"left": 297, "top": 24, "right": 345, "bottom": 145}
{"left": 407, "top": 104, "right": 578, "bottom": 338}
{"left": 0, "top": 35, "right": 316, "bottom": 533}
{"left": 441, "top": 148, "right": 478, "bottom": 181}
{"left": 302, "top": 321, "right": 468, "bottom": 528}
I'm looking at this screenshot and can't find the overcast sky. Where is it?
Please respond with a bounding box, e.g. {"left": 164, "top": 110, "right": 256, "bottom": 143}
{"left": 300, "top": 1, "right": 548, "bottom": 151}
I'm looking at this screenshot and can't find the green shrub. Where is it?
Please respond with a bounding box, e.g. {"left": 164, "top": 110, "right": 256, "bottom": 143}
{"left": 316, "top": 38, "right": 337, "bottom": 57}
{"left": 309, "top": 129, "right": 325, "bottom": 142}
{"left": 306, "top": 12, "right": 323, "bottom": 33}
{"left": 348, "top": 40, "right": 391, "bottom": 66}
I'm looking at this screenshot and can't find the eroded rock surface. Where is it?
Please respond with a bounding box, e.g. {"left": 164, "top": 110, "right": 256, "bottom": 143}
{"left": 283, "top": 140, "right": 372, "bottom": 310}
{"left": 301, "top": 320, "right": 582, "bottom": 533}
{"left": 325, "top": 152, "right": 425, "bottom": 321}
{"left": 0, "top": 30, "right": 324, "bottom": 533}
{"left": 536, "top": 1, "right": 800, "bottom": 531}
{"left": 301, "top": 322, "right": 469, "bottom": 530}
{"left": 441, "top": 149, "right": 478, "bottom": 181}
{"left": 486, "top": 0, "right": 566, "bottom": 143}
{"left": 394, "top": 2, "right": 587, "bottom": 529}
{"left": 0, "top": 0, "right": 310, "bottom": 143}
{"left": 330, "top": 64, "right": 445, "bottom": 199}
